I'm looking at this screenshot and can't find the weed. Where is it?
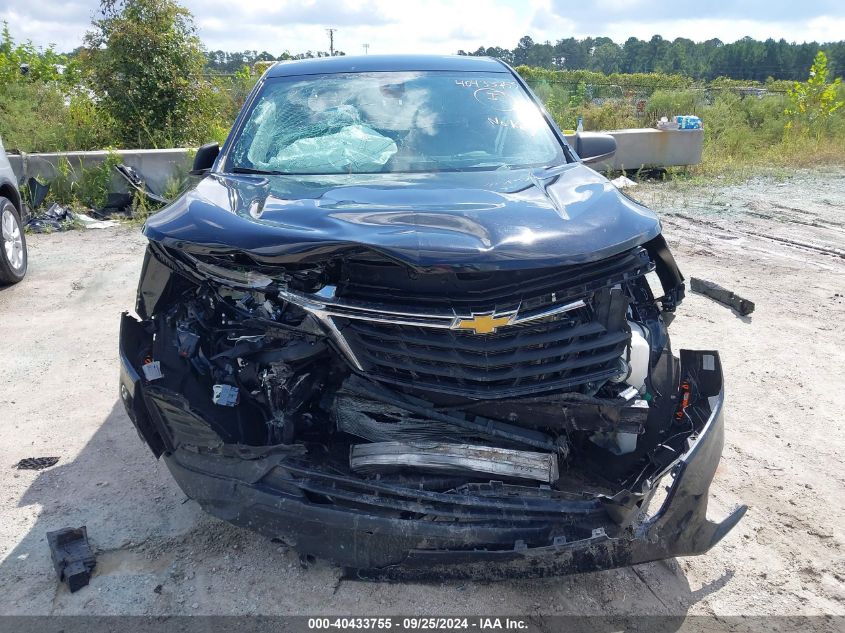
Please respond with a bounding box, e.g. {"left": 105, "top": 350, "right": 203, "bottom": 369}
{"left": 42, "top": 151, "right": 123, "bottom": 211}
{"left": 130, "top": 189, "right": 155, "bottom": 224}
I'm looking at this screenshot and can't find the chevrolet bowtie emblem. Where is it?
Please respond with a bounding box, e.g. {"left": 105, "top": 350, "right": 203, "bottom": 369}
{"left": 453, "top": 311, "right": 517, "bottom": 335}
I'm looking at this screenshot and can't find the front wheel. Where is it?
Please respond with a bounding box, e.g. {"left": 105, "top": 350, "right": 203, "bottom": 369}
{"left": 0, "top": 197, "right": 27, "bottom": 284}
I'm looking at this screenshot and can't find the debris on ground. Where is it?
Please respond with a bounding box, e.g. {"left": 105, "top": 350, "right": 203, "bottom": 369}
{"left": 19, "top": 162, "right": 171, "bottom": 227}
{"left": 25, "top": 203, "right": 74, "bottom": 233}
{"left": 690, "top": 277, "right": 756, "bottom": 316}
{"left": 24, "top": 203, "right": 116, "bottom": 232}
{"left": 95, "top": 192, "right": 135, "bottom": 219}
{"left": 611, "top": 175, "right": 638, "bottom": 189}
{"left": 74, "top": 213, "right": 117, "bottom": 230}
{"left": 14, "top": 456, "right": 59, "bottom": 470}
{"left": 46, "top": 526, "right": 97, "bottom": 593}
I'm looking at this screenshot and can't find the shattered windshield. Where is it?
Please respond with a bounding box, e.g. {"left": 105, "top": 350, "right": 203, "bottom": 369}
{"left": 226, "top": 71, "right": 565, "bottom": 174}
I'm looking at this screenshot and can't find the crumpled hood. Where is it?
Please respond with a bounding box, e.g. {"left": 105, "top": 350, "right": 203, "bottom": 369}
{"left": 144, "top": 162, "right": 661, "bottom": 270}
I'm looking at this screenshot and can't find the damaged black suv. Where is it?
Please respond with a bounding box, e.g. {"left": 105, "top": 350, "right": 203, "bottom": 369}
{"left": 119, "top": 55, "right": 745, "bottom": 579}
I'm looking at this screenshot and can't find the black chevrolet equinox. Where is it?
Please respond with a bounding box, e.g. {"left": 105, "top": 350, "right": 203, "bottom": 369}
{"left": 119, "top": 54, "right": 745, "bottom": 579}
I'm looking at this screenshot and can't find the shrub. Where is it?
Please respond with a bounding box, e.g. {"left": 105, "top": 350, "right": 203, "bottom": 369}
{"left": 645, "top": 89, "right": 706, "bottom": 122}
{"left": 0, "top": 21, "right": 72, "bottom": 86}
{"left": 583, "top": 102, "right": 638, "bottom": 131}
{"left": 83, "top": 0, "right": 209, "bottom": 148}
{"left": 0, "top": 83, "right": 116, "bottom": 152}
{"left": 44, "top": 152, "right": 122, "bottom": 210}
{"left": 786, "top": 51, "right": 844, "bottom": 136}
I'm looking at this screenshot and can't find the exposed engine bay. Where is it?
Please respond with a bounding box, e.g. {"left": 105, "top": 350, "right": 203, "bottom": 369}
{"left": 128, "top": 234, "right": 692, "bottom": 488}
{"left": 119, "top": 229, "right": 746, "bottom": 577}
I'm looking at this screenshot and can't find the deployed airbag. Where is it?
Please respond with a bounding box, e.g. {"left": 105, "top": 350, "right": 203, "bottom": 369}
{"left": 266, "top": 124, "right": 397, "bottom": 173}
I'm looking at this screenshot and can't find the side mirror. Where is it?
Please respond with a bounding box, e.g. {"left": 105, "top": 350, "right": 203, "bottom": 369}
{"left": 190, "top": 142, "right": 220, "bottom": 175}
{"left": 575, "top": 132, "right": 617, "bottom": 164}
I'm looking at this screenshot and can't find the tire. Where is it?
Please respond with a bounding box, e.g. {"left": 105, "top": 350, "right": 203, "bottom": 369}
{"left": 0, "top": 196, "right": 27, "bottom": 284}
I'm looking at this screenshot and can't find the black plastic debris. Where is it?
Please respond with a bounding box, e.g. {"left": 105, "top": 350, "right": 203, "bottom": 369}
{"left": 115, "top": 164, "right": 169, "bottom": 206}
{"left": 24, "top": 202, "right": 74, "bottom": 233}
{"left": 25, "top": 177, "right": 50, "bottom": 209}
{"left": 93, "top": 192, "right": 135, "bottom": 219}
{"left": 690, "top": 277, "right": 756, "bottom": 316}
{"left": 24, "top": 202, "right": 117, "bottom": 231}
{"left": 93, "top": 164, "right": 170, "bottom": 218}
{"left": 14, "top": 456, "right": 59, "bottom": 470}
{"left": 47, "top": 526, "right": 96, "bottom": 592}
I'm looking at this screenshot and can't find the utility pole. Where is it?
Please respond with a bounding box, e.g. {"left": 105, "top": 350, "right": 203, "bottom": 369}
{"left": 326, "top": 28, "right": 337, "bottom": 56}
{"left": 363, "top": 43, "right": 369, "bottom": 55}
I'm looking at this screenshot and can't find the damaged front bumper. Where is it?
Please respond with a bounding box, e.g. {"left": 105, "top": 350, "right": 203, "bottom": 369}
{"left": 119, "top": 313, "right": 745, "bottom": 579}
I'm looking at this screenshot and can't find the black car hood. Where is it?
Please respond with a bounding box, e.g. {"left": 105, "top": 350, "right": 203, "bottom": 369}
{"left": 144, "top": 163, "right": 661, "bottom": 270}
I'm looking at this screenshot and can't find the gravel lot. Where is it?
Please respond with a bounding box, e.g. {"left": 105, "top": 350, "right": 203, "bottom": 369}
{"left": 1, "top": 168, "right": 844, "bottom": 623}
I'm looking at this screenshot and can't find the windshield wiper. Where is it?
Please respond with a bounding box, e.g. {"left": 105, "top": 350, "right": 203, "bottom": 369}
{"left": 230, "top": 167, "right": 286, "bottom": 176}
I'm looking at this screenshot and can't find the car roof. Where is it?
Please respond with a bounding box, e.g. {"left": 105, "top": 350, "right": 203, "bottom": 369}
{"left": 265, "top": 54, "right": 508, "bottom": 78}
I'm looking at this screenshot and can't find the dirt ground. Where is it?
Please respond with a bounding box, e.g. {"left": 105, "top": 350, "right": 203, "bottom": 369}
{"left": 1, "top": 167, "right": 844, "bottom": 622}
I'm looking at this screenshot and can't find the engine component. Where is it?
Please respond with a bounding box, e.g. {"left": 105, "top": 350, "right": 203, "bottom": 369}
{"left": 590, "top": 399, "right": 649, "bottom": 455}
{"left": 176, "top": 324, "right": 200, "bottom": 358}
{"left": 676, "top": 379, "right": 692, "bottom": 421}
{"left": 46, "top": 526, "right": 96, "bottom": 593}
{"left": 141, "top": 360, "right": 163, "bottom": 381}
{"left": 335, "top": 394, "right": 482, "bottom": 443}
{"left": 349, "top": 441, "right": 560, "bottom": 483}
{"left": 212, "top": 384, "right": 240, "bottom": 407}
{"left": 626, "top": 320, "right": 650, "bottom": 391}
{"left": 341, "top": 375, "right": 558, "bottom": 451}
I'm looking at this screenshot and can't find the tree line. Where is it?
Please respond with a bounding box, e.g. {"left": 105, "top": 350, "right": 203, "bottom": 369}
{"left": 459, "top": 36, "right": 845, "bottom": 82}
{"left": 205, "top": 49, "right": 344, "bottom": 74}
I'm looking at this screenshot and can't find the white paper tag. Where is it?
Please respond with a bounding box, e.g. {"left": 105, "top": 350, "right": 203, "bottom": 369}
{"left": 619, "top": 386, "right": 640, "bottom": 401}
{"left": 142, "top": 361, "right": 163, "bottom": 381}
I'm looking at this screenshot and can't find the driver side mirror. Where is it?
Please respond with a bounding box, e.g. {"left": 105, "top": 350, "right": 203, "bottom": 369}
{"left": 575, "top": 132, "right": 617, "bottom": 165}
{"left": 190, "top": 142, "right": 220, "bottom": 175}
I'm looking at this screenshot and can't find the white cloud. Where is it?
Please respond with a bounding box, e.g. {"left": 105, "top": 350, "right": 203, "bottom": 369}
{"left": 0, "top": 0, "right": 841, "bottom": 55}
{"left": 529, "top": 0, "right": 845, "bottom": 44}
{"left": 198, "top": 0, "right": 527, "bottom": 56}
{"left": 803, "top": 16, "right": 845, "bottom": 43}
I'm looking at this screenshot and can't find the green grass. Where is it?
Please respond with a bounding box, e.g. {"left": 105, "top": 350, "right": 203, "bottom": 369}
{"left": 526, "top": 66, "right": 845, "bottom": 180}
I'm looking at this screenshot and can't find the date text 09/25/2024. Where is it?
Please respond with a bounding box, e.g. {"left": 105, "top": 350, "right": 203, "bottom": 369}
{"left": 307, "top": 618, "right": 529, "bottom": 630}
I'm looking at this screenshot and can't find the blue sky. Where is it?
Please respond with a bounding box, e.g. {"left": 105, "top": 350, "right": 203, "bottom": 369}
{"left": 2, "top": 0, "right": 844, "bottom": 54}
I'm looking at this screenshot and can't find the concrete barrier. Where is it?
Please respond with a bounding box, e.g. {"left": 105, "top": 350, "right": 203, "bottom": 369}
{"left": 7, "top": 128, "right": 702, "bottom": 193}
{"left": 7, "top": 148, "right": 193, "bottom": 196}
{"left": 565, "top": 129, "right": 703, "bottom": 171}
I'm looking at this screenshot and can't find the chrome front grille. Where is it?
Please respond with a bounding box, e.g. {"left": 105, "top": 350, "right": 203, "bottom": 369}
{"left": 341, "top": 311, "right": 630, "bottom": 398}
{"left": 273, "top": 247, "right": 653, "bottom": 398}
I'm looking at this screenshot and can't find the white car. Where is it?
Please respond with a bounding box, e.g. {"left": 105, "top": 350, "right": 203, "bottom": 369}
{"left": 0, "top": 136, "right": 27, "bottom": 284}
